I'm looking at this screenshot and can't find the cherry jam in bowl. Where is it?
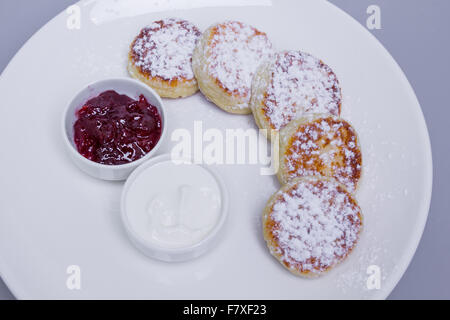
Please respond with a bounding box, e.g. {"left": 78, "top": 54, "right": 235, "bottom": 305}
{"left": 62, "top": 78, "right": 167, "bottom": 180}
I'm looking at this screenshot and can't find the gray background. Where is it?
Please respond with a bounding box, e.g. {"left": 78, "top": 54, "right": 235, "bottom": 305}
{"left": 0, "top": 0, "right": 448, "bottom": 300}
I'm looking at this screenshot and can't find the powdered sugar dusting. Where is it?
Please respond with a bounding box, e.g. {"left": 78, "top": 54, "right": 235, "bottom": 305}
{"left": 206, "top": 21, "right": 273, "bottom": 106}
{"left": 284, "top": 116, "right": 362, "bottom": 192}
{"left": 264, "top": 51, "right": 341, "bottom": 130}
{"left": 269, "top": 178, "right": 362, "bottom": 275}
{"left": 131, "top": 18, "right": 201, "bottom": 81}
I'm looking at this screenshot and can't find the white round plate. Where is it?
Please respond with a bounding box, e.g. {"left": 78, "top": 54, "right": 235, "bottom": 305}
{"left": 0, "top": 0, "right": 432, "bottom": 299}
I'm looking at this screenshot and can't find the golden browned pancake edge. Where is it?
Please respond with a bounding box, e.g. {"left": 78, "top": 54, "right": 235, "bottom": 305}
{"left": 263, "top": 176, "right": 363, "bottom": 277}
{"left": 277, "top": 114, "right": 362, "bottom": 193}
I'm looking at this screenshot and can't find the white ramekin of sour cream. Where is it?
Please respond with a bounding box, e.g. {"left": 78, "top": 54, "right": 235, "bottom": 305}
{"left": 121, "top": 154, "right": 229, "bottom": 262}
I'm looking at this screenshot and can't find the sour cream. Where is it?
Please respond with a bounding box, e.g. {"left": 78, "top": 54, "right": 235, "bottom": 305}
{"left": 121, "top": 156, "right": 227, "bottom": 261}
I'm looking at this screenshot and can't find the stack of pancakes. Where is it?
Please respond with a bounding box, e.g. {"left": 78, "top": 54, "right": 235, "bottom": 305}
{"left": 128, "top": 18, "right": 364, "bottom": 277}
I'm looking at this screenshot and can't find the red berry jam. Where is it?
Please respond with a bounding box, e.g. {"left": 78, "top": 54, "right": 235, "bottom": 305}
{"left": 73, "top": 90, "right": 162, "bottom": 165}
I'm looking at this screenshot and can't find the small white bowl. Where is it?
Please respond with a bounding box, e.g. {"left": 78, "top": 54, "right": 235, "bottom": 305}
{"left": 62, "top": 78, "right": 167, "bottom": 181}
{"left": 121, "top": 154, "right": 229, "bottom": 262}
